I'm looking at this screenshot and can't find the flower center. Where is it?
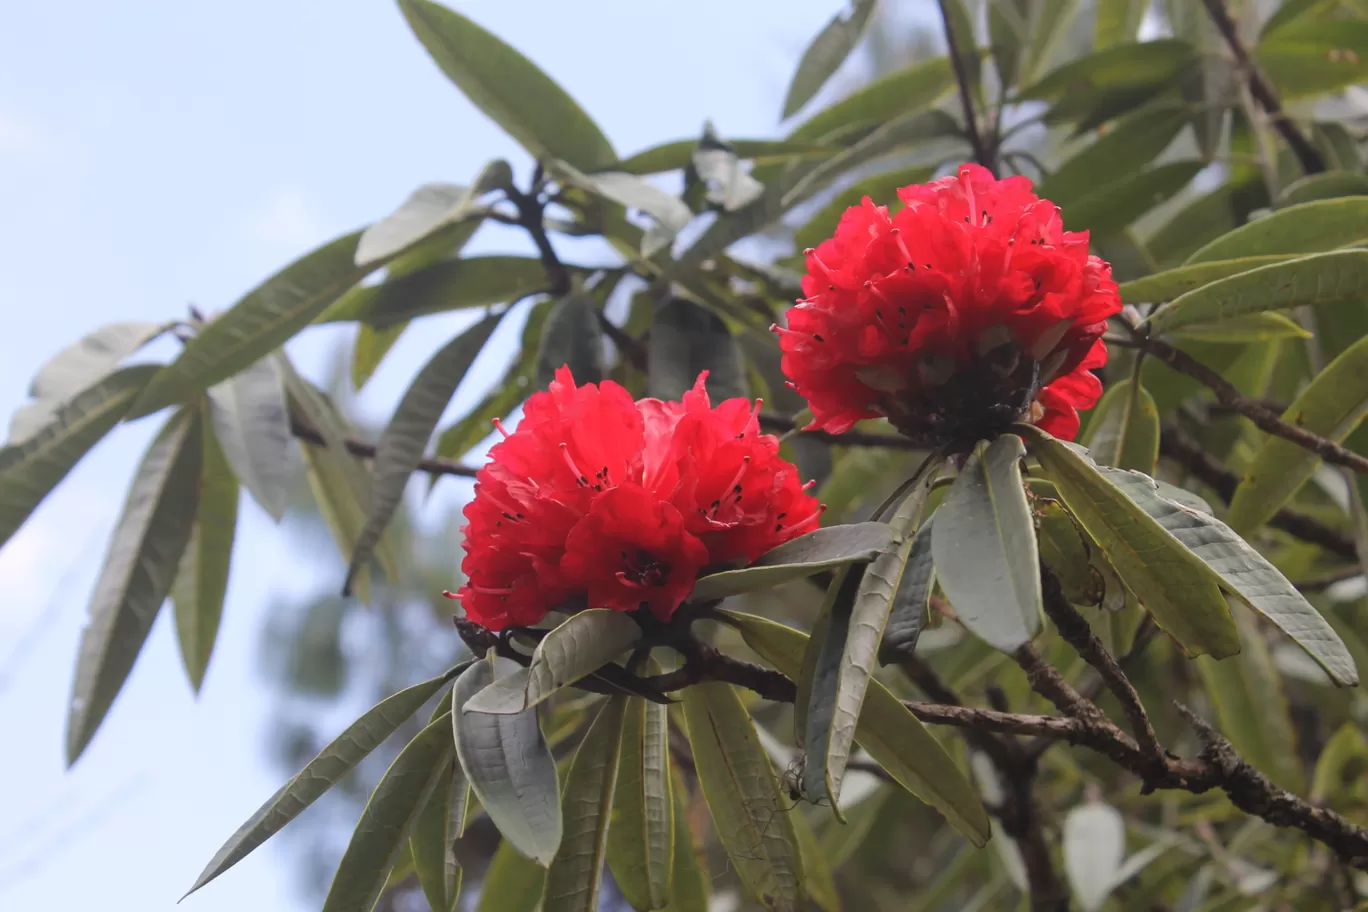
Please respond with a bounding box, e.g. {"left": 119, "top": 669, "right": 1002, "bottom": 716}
{"left": 616, "top": 549, "right": 671, "bottom": 589}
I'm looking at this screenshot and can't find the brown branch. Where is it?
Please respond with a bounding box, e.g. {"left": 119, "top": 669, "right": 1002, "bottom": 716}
{"left": 645, "top": 641, "right": 797, "bottom": 703}
{"left": 289, "top": 413, "right": 479, "bottom": 478}
{"left": 1139, "top": 334, "right": 1368, "bottom": 474}
{"left": 936, "top": 0, "right": 994, "bottom": 174}
{"left": 1200, "top": 0, "right": 1325, "bottom": 175}
{"left": 757, "top": 412, "right": 922, "bottom": 449}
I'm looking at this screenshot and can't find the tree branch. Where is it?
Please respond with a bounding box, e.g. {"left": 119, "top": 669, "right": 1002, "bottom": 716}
{"left": 1200, "top": 0, "right": 1326, "bottom": 175}
{"left": 289, "top": 413, "right": 478, "bottom": 478}
{"left": 936, "top": 0, "right": 993, "bottom": 174}
{"left": 757, "top": 412, "right": 922, "bottom": 449}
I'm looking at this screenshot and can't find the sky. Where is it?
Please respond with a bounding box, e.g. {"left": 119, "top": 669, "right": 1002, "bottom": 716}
{"left": 0, "top": 1, "right": 867, "bottom": 909}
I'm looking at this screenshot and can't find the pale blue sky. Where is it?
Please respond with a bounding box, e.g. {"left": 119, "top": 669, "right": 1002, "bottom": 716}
{"left": 0, "top": 1, "right": 878, "bottom": 909}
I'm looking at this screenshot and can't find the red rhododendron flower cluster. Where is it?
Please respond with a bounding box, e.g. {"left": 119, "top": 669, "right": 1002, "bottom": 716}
{"left": 454, "top": 367, "right": 823, "bottom": 630}
{"left": 775, "top": 163, "right": 1122, "bottom": 444}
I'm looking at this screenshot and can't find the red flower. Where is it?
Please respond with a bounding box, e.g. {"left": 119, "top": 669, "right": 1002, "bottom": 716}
{"left": 453, "top": 368, "right": 823, "bottom": 630}
{"left": 774, "top": 163, "right": 1121, "bottom": 444}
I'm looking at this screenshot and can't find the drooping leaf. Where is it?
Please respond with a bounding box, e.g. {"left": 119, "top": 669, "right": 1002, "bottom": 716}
{"left": 352, "top": 324, "right": 408, "bottom": 392}
{"left": 1062, "top": 802, "right": 1127, "bottom": 912}
{"left": 544, "top": 696, "right": 629, "bottom": 912}
{"left": 689, "top": 522, "right": 894, "bottom": 602}
{"left": 647, "top": 297, "right": 747, "bottom": 402}
{"left": 1147, "top": 250, "right": 1368, "bottom": 335}
{"left": 607, "top": 695, "right": 673, "bottom": 912}
{"left": 397, "top": 0, "right": 615, "bottom": 170}
{"left": 879, "top": 517, "right": 934, "bottom": 664}
{"left": 1037, "top": 106, "right": 1190, "bottom": 208}
{"left": 791, "top": 809, "right": 841, "bottom": 912}
{"left": 1187, "top": 197, "right": 1368, "bottom": 263}
{"left": 321, "top": 714, "right": 455, "bottom": 912}
{"left": 356, "top": 166, "right": 509, "bottom": 267}
{"left": 1117, "top": 255, "right": 1294, "bottom": 304}
{"left": 723, "top": 610, "right": 989, "bottom": 846}
{"left": 1061, "top": 162, "right": 1204, "bottom": 236}
{"left": 681, "top": 681, "right": 804, "bottom": 911}
{"left": 554, "top": 163, "right": 694, "bottom": 256}
{"left": 1036, "top": 499, "right": 1103, "bottom": 607}
{"left": 1170, "top": 311, "right": 1312, "bottom": 343}
{"left": 451, "top": 657, "right": 562, "bottom": 865}
{"left": 1276, "top": 171, "right": 1368, "bottom": 208}
{"left": 1022, "top": 428, "right": 1240, "bottom": 658}
{"left": 321, "top": 255, "right": 550, "bottom": 327}
{"left": 66, "top": 406, "right": 203, "bottom": 764}
{"left": 344, "top": 313, "right": 501, "bottom": 594}
{"left": 662, "top": 774, "right": 709, "bottom": 912}
{"left": 464, "top": 609, "right": 642, "bottom": 714}
{"left": 988, "top": 0, "right": 1029, "bottom": 89}
{"left": 788, "top": 56, "right": 954, "bottom": 142}
{"left": 1020, "top": 0, "right": 1084, "bottom": 85}
{"left": 410, "top": 760, "right": 460, "bottom": 912}
{"left": 1229, "top": 334, "right": 1368, "bottom": 535}
{"left": 186, "top": 667, "right": 463, "bottom": 896}
{"left": 131, "top": 232, "right": 370, "bottom": 417}
{"left": 613, "top": 139, "right": 832, "bottom": 176}
{"left": 0, "top": 364, "right": 157, "bottom": 550}
{"left": 171, "top": 412, "right": 239, "bottom": 692}
{"left": 1083, "top": 378, "right": 1160, "bottom": 473}
{"left": 781, "top": 0, "right": 878, "bottom": 118}
{"left": 537, "top": 291, "right": 604, "bottom": 389}
{"left": 477, "top": 840, "right": 547, "bottom": 912}
{"left": 932, "top": 436, "right": 1042, "bottom": 653}
{"left": 206, "top": 355, "right": 291, "bottom": 521}
{"left": 1019, "top": 38, "right": 1196, "bottom": 119}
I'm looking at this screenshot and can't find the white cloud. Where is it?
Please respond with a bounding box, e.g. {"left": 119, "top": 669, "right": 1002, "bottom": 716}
{"left": 249, "top": 187, "right": 327, "bottom": 249}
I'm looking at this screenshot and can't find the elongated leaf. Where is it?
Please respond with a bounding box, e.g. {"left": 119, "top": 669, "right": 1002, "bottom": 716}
{"left": 932, "top": 436, "right": 1041, "bottom": 653}
{"left": 1020, "top": 0, "right": 1084, "bottom": 84}
{"left": 607, "top": 695, "right": 673, "bottom": 912}
{"left": 989, "top": 0, "right": 1029, "bottom": 89}
{"left": 352, "top": 324, "right": 408, "bottom": 392}
{"left": 187, "top": 667, "right": 462, "bottom": 895}
{"left": 465, "top": 609, "right": 642, "bottom": 714}
{"left": 537, "top": 291, "right": 604, "bottom": 389}
{"left": 648, "top": 297, "right": 747, "bottom": 402}
{"left": 0, "top": 364, "right": 157, "bottom": 550}
{"left": 452, "top": 658, "right": 562, "bottom": 864}
{"left": 357, "top": 167, "right": 508, "bottom": 267}
{"left": 1147, "top": 249, "right": 1368, "bottom": 335}
{"left": 1037, "top": 500, "right": 1103, "bottom": 607}
{"left": 662, "top": 775, "right": 709, "bottom": 912}
{"left": 1188, "top": 197, "right": 1368, "bottom": 263}
{"left": 613, "top": 139, "right": 831, "bottom": 176}
{"left": 794, "top": 163, "right": 935, "bottom": 251}
{"left": 477, "top": 840, "right": 547, "bottom": 912}
{"left": 1171, "top": 311, "right": 1312, "bottom": 343}
{"left": 1118, "top": 256, "right": 1294, "bottom": 304}
{"left": 409, "top": 762, "right": 457, "bottom": 912}
{"left": 879, "top": 518, "right": 934, "bottom": 663}
{"left": 171, "top": 413, "right": 238, "bottom": 691}
{"left": 397, "top": 0, "right": 615, "bottom": 170}
{"left": 1258, "top": 19, "right": 1368, "bottom": 98}
{"left": 132, "top": 232, "right": 369, "bottom": 416}
{"left": 1229, "top": 334, "right": 1368, "bottom": 535}
{"left": 1099, "top": 465, "right": 1357, "bottom": 684}
{"left": 781, "top": 0, "right": 878, "bottom": 118}
{"left": 1083, "top": 379, "right": 1159, "bottom": 473}
{"left": 681, "top": 682, "right": 803, "bottom": 911}
{"left": 689, "top": 523, "right": 894, "bottom": 602}
{"left": 1037, "top": 106, "right": 1189, "bottom": 208}
{"left": 344, "top": 313, "right": 501, "bottom": 593}
{"left": 1196, "top": 605, "right": 1304, "bottom": 792}
{"left": 1023, "top": 428, "right": 1240, "bottom": 658}
{"left": 206, "top": 355, "right": 291, "bottom": 520}
{"left": 544, "top": 696, "right": 629, "bottom": 912}
{"left": 788, "top": 56, "right": 954, "bottom": 141}
{"left": 1277, "top": 172, "right": 1368, "bottom": 209}
{"left": 1062, "top": 162, "right": 1203, "bottom": 236}
{"left": 1312, "top": 721, "right": 1368, "bottom": 803}
{"left": 555, "top": 164, "right": 693, "bottom": 255}
{"left": 1095, "top": 0, "right": 1146, "bottom": 48}
{"left": 791, "top": 809, "right": 841, "bottom": 912}
{"left": 1063, "top": 802, "right": 1126, "bottom": 912}
{"left": 322, "top": 255, "right": 549, "bottom": 327}
{"left": 723, "top": 610, "right": 990, "bottom": 846}
{"left": 67, "top": 407, "right": 203, "bottom": 764}
{"left": 322, "top": 714, "right": 454, "bottom": 912}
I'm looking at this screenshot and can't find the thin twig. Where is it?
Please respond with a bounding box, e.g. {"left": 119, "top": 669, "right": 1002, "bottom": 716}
{"left": 1200, "top": 0, "right": 1325, "bottom": 175}
{"left": 936, "top": 0, "right": 993, "bottom": 173}
{"left": 757, "top": 412, "right": 922, "bottom": 449}
{"left": 289, "top": 413, "right": 478, "bottom": 478}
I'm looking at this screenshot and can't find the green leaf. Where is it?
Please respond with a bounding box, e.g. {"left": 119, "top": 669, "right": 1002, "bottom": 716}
{"left": 187, "top": 667, "right": 462, "bottom": 896}
{"left": 131, "top": 232, "right": 370, "bottom": 417}
{"left": 612, "top": 139, "right": 832, "bottom": 176}
{"left": 691, "top": 127, "right": 767, "bottom": 212}
{"left": 1061, "top": 162, "right": 1203, "bottom": 236}
{"left": 409, "top": 760, "right": 463, "bottom": 912}
{"left": 1170, "top": 311, "right": 1312, "bottom": 343}
{"left": 681, "top": 681, "right": 804, "bottom": 911}
{"left": 1118, "top": 255, "right": 1295, "bottom": 303}
{"left": 544, "top": 696, "right": 629, "bottom": 912}
{"left": 0, "top": 364, "right": 157, "bottom": 550}
{"left": 464, "top": 609, "right": 643, "bottom": 714}
{"left": 1257, "top": 19, "right": 1368, "bottom": 98}
{"left": 435, "top": 367, "right": 532, "bottom": 463}
{"left": 537, "top": 291, "right": 604, "bottom": 389}
{"left": 1277, "top": 172, "right": 1368, "bottom": 208}
{"left": 662, "top": 774, "right": 709, "bottom": 912}
{"left": 1023, "top": 428, "right": 1240, "bottom": 658}
{"left": 1312, "top": 721, "right": 1368, "bottom": 804}
{"left": 647, "top": 297, "right": 747, "bottom": 402}
{"left": 791, "top": 809, "right": 841, "bottom": 912}
{"left": 1147, "top": 250, "right": 1368, "bottom": 335}
{"left": 1019, "top": 38, "right": 1194, "bottom": 112}
{"left": 793, "top": 163, "right": 935, "bottom": 251}
{"left": 1062, "top": 802, "right": 1126, "bottom": 912}
{"left": 788, "top": 56, "right": 954, "bottom": 142}
{"left": 1229, "top": 333, "right": 1368, "bottom": 535}
{"left": 554, "top": 163, "right": 694, "bottom": 256}
{"left": 1020, "top": 0, "right": 1084, "bottom": 85}
{"left": 1187, "top": 197, "right": 1368, "bottom": 263}
{"left": 357, "top": 168, "right": 508, "bottom": 267}
{"left": 171, "top": 412, "right": 238, "bottom": 692}
{"left": 67, "top": 406, "right": 203, "bottom": 764}
{"left": 352, "top": 324, "right": 408, "bottom": 392}
{"left": 1036, "top": 500, "right": 1103, "bottom": 607}
{"left": 1196, "top": 606, "right": 1304, "bottom": 792}
{"left": 689, "top": 522, "right": 895, "bottom": 602}
{"left": 1095, "top": 0, "right": 1146, "bottom": 48}
{"left": 781, "top": 0, "right": 877, "bottom": 118}
{"left": 476, "top": 840, "right": 547, "bottom": 912}
{"left": 607, "top": 696, "right": 673, "bottom": 912}
{"left": 879, "top": 518, "right": 934, "bottom": 664}
{"left": 988, "top": 0, "right": 1028, "bottom": 89}
{"left": 722, "top": 610, "right": 990, "bottom": 846}
{"left": 344, "top": 313, "right": 501, "bottom": 593}
{"left": 932, "top": 436, "right": 1042, "bottom": 654}
{"left": 206, "top": 355, "right": 291, "bottom": 521}
{"left": 397, "top": 0, "right": 615, "bottom": 170}
{"left": 322, "top": 714, "right": 455, "bottom": 912}
{"left": 321, "top": 255, "right": 550, "bottom": 327}
{"left": 451, "top": 658, "right": 562, "bottom": 864}
{"left": 1083, "top": 379, "right": 1159, "bottom": 473}
{"left": 1037, "top": 106, "right": 1190, "bottom": 208}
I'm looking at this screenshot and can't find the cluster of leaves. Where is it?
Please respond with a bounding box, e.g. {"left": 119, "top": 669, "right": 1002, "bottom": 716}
{"left": 9, "top": 0, "right": 1368, "bottom": 909}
